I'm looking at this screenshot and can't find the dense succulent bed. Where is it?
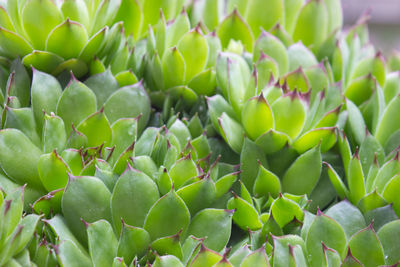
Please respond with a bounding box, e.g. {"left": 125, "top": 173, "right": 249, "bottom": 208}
{"left": 0, "top": 0, "right": 400, "bottom": 266}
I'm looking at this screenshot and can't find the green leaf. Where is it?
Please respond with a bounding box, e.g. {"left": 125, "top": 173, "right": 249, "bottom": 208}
{"left": 15, "top": 214, "right": 41, "bottom": 254}
{"left": 346, "top": 99, "right": 366, "bottom": 145}
{"left": 293, "top": 0, "right": 328, "bottom": 49}
{"left": 271, "top": 194, "right": 304, "bottom": 228}
{"left": 110, "top": 118, "right": 138, "bottom": 164}
{"left": 282, "top": 67, "right": 310, "bottom": 93}
{"left": 87, "top": 220, "right": 118, "bottom": 267}
{"left": 324, "top": 0, "right": 343, "bottom": 33}
{"left": 79, "top": 27, "right": 107, "bottom": 63}
{"left": 22, "top": 50, "right": 64, "bottom": 73}
{"left": 162, "top": 47, "right": 185, "bottom": 89}
{"left": 187, "top": 68, "right": 217, "bottom": 96}
{"left": 52, "top": 58, "right": 88, "bottom": 78}
{"left": 190, "top": 245, "right": 222, "bottom": 267}
{"left": 372, "top": 156, "right": 400, "bottom": 194}
{"left": 240, "top": 247, "right": 270, "bottom": 267}
{"left": 345, "top": 74, "right": 376, "bottom": 106}
{"left": 115, "top": 70, "right": 138, "bottom": 87}
{"left": 227, "top": 194, "right": 262, "bottom": 230}
{"left": 241, "top": 94, "right": 274, "bottom": 141}
{"left": 8, "top": 59, "right": 31, "bottom": 107}
{"left": 282, "top": 145, "right": 322, "bottom": 195}
{"left": 169, "top": 155, "right": 198, "bottom": 189}
{"left": 271, "top": 92, "right": 307, "bottom": 139}
{"left": 3, "top": 107, "right": 41, "bottom": 147}
{"left": 287, "top": 42, "right": 318, "bottom": 72}
{"left": 0, "top": 6, "right": 15, "bottom": 31}
{"left": 358, "top": 190, "right": 387, "bottom": 213}
{"left": 292, "top": 127, "right": 337, "bottom": 154}
{"left": 359, "top": 133, "right": 384, "bottom": 176}
{"left": 143, "top": 190, "right": 190, "bottom": 240}
{"left": 177, "top": 27, "right": 208, "bottom": 82}
{"left": 256, "top": 54, "right": 279, "bottom": 90}
{"left": 383, "top": 174, "right": 400, "bottom": 216}
{"left": 85, "top": 69, "right": 119, "bottom": 107}
{"left": 177, "top": 177, "right": 216, "bottom": 216}
{"left": 117, "top": 223, "right": 150, "bottom": 263}
{"left": 113, "top": 0, "right": 141, "bottom": 39}
{"left": 31, "top": 69, "right": 62, "bottom": 132}
{"left": 153, "top": 255, "right": 184, "bottom": 267}
{"left": 245, "top": 0, "right": 283, "bottom": 38}
{"left": 217, "top": 9, "right": 254, "bottom": 52}
{"left": 56, "top": 240, "right": 92, "bottom": 267}
{"left": 255, "top": 129, "right": 290, "bottom": 154}
{"left": 351, "top": 53, "right": 386, "bottom": 87}
{"left": 325, "top": 201, "right": 366, "bottom": 239}
{"left": 186, "top": 209, "right": 232, "bottom": 252}
{"left": 347, "top": 151, "right": 365, "bottom": 205}
{"left": 253, "top": 164, "right": 281, "bottom": 198}
{"left": 151, "top": 233, "right": 183, "bottom": 260}
{"left": 341, "top": 249, "right": 363, "bottom": 267}
{"left": 46, "top": 19, "right": 88, "bottom": 59}
{"left": 38, "top": 150, "right": 70, "bottom": 192}
{"left": 62, "top": 176, "right": 112, "bottom": 246}
{"left": 21, "top": 0, "right": 63, "bottom": 50}
{"left": 0, "top": 28, "right": 32, "bottom": 58}
{"left": 306, "top": 210, "right": 347, "bottom": 267}
{"left": 377, "top": 220, "right": 400, "bottom": 265}
{"left": 111, "top": 168, "right": 159, "bottom": 234}
{"left": 218, "top": 113, "right": 244, "bottom": 154}
{"left": 77, "top": 108, "right": 112, "bottom": 147}
{"left": 61, "top": 0, "right": 89, "bottom": 29}
{"left": 56, "top": 76, "right": 97, "bottom": 134}
{"left": 376, "top": 93, "right": 400, "bottom": 147}
{"left": 284, "top": 0, "right": 303, "bottom": 34}
{"left": 348, "top": 225, "right": 385, "bottom": 267}
{"left": 240, "top": 138, "right": 268, "bottom": 194}
{"left": 0, "top": 186, "right": 24, "bottom": 240}
{"left": 166, "top": 10, "right": 190, "bottom": 49}
{"left": 103, "top": 82, "right": 150, "bottom": 134}
{"left": 0, "top": 129, "right": 43, "bottom": 190}
{"left": 324, "top": 162, "right": 349, "bottom": 199}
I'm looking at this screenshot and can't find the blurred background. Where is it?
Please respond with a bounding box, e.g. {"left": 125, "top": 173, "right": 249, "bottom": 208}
{"left": 343, "top": 0, "right": 400, "bottom": 55}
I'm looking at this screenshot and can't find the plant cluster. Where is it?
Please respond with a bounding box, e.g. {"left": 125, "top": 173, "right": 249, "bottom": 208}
{"left": 0, "top": 0, "right": 400, "bottom": 266}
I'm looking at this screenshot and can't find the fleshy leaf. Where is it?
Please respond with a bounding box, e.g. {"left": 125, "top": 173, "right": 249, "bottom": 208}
{"left": 56, "top": 76, "right": 97, "bottom": 135}
{"left": 103, "top": 82, "right": 150, "bottom": 134}
{"left": 241, "top": 94, "right": 274, "bottom": 141}
{"left": 282, "top": 145, "right": 322, "bottom": 195}
{"left": 348, "top": 225, "right": 385, "bottom": 267}
{"left": 111, "top": 168, "right": 159, "bottom": 234}
{"left": 87, "top": 220, "right": 118, "bottom": 267}
{"left": 46, "top": 19, "right": 88, "bottom": 59}
{"left": 0, "top": 129, "right": 43, "bottom": 190}
{"left": 21, "top": 0, "right": 63, "bottom": 50}
{"left": 62, "top": 176, "right": 112, "bottom": 246}
{"left": 143, "top": 190, "right": 190, "bottom": 240}
{"left": 217, "top": 9, "right": 254, "bottom": 52}
{"left": 306, "top": 211, "right": 347, "bottom": 267}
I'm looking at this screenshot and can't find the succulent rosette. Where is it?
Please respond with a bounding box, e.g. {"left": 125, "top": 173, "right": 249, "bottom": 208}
{"left": 0, "top": 65, "right": 151, "bottom": 206}
{"left": 190, "top": 0, "right": 343, "bottom": 55}
{"left": 0, "top": 0, "right": 186, "bottom": 78}
{"left": 133, "top": 9, "right": 220, "bottom": 112}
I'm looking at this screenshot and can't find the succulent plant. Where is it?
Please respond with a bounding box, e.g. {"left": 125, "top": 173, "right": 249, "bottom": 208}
{"left": 133, "top": 9, "right": 220, "bottom": 112}
{"left": 0, "top": 0, "right": 400, "bottom": 265}
{"left": 0, "top": 186, "right": 43, "bottom": 267}
{"left": 0, "top": 0, "right": 187, "bottom": 77}
{"left": 190, "top": 0, "right": 343, "bottom": 54}
{"left": 0, "top": 65, "right": 151, "bottom": 207}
